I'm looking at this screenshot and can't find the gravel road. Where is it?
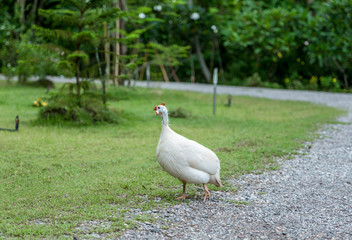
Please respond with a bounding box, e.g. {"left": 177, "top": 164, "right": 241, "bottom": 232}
{"left": 120, "top": 81, "right": 352, "bottom": 239}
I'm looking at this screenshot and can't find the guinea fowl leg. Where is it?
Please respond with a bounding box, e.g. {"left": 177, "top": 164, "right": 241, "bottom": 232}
{"left": 202, "top": 184, "right": 211, "bottom": 201}
{"left": 176, "top": 181, "right": 187, "bottom": 200}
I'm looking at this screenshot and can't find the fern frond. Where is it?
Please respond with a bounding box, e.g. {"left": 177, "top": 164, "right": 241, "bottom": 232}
{"left": 96, "top": 7, "right": 124, "bottom": 21}
{"left": 33, "top": 25, "right": 73, "bottom": 42}
{"left": 34, "top": 43, "right": 71, "bottom": 55}
{"left": 72, "top": 31, "right": 98, "bottom": 46}
{"left": 67, "top": 50, "right": 89, "bottom": 64}
{"left": 148, "top": 42, "right": 190, "bottom": 67}
{"left": 63, "top": 0, "right": 82, "bottom": 11}
{"left": 57, "top": 60, "right": 75, "bottom": 77}
{"left": 38, "top": 9, "right": 79, "bottom": 26}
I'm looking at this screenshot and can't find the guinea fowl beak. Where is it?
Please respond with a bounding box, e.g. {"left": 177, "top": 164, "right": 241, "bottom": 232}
{"left": 153, "top": 106, "right": 160, "bottom": 115}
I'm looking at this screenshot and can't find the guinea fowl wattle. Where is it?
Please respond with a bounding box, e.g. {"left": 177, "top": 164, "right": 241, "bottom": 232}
{"left": 154, "top": 103, "right": 222, "bottom": 201}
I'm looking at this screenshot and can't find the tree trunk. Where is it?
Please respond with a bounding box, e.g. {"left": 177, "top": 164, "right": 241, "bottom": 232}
{"left": 118, "top": 0, "right": 127, "bottom": 85}
{"left": 343, "top": 73, "right": 349, "bottom": 90}
{"left": 104, "top": 22, "right": 110, "bottom": 85}
{"left": 113, "top": 0, "right": 120, "bottom": 86}
{"left": 333, "top": 59, "right": 349, "bottom": 89}
{"left": 159, "top": 65, "right": 169, "bottom": 82}
{"left": 30, "top": 0, "right": 39, "bottom": 23}
{"left": 188, "top": 0, "right": 195, "bottom": 82}
{"left": 210, "top": 37, "right": 215, "bottom": 80}
{"left": 75, "top": 59, "right": 81, "bottom": 97}
{"left": 17, "top": 0, "right": 26, "bottom": 28}
{"left": 190, "top": 48, "right": 195, "bottom": 83}
{"left": 188, "top": 0, "right": 193, "bottom": 9}
{"left": 194, "top": 35, "right": 211, "bottom": 82}
{"left": 170, "top": 66, "right": 180, "bottom": 82}
{"left": 215, "top": 37, "right": 225, "bottom": 84}
{"left": 113, "top": 20, "right": 119, "bottom": 86}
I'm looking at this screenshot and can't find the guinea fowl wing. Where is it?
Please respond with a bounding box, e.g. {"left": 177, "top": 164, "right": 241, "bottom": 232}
{"left": 179, "top": 139, "right": 219, "bottom": 175}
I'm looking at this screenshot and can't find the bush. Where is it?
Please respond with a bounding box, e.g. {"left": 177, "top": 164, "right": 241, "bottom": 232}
{"left": 169, "top": 107, "right": 191, "bottom": 118}
{"left": 37, "top": 93, "right": 120, "bottom": 125}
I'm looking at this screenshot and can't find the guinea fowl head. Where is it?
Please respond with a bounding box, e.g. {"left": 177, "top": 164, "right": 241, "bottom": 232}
{"left": 153, "top": 103, "right": 167, "bottom": 117}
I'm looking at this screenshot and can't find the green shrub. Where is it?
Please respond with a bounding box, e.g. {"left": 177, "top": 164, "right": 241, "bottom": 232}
{"left": 243, "top": 73, "right": 262, "bottom": 87}
{"left": 169, "top": 107, "right": 191, "bottom": 118}
{"left": 37, "top": 93, "right": 120, "bottom": 125}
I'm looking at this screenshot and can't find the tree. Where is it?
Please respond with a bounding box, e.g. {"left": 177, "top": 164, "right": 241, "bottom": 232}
{"left": 306, "top": 0, "right": 352, "bottom": 89}
{"left": 34, "top": 0, "right": 120, "bottom": 98}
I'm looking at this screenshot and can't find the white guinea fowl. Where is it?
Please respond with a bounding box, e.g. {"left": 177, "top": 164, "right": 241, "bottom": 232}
{"left": 154, "top": 103, "right": 222, "bottom": 201}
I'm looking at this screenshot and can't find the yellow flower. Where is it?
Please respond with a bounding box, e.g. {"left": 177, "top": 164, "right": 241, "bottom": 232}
{"left": 332, "top": 78, "right": 337, "bottom": 83}
{"left": 33, "top": 101, "right": 40, "bottom": 107}
{"left": 309, "top": 76, "right": 317, "bottom": 84}
{"left": 301, "top": 61, "right": 305, "bottom": 65}
{"left": 37, "top": 98, "right": 42, "bottom": 101}
{"left": 296, "top": 58, "right": 301, "bottom": 62}
{"left": 41, "top": 102, "right": 48, "bottom": 106}
{"left": 285, "top": 78, "right": 290, "bottom": 83}
{"left": 277, "top": 51, "right": 283, "bottom": 58}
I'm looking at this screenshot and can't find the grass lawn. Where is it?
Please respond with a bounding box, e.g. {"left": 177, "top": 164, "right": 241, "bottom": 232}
{"left": 0, "top": 81, "right": 343, "bottom": 238}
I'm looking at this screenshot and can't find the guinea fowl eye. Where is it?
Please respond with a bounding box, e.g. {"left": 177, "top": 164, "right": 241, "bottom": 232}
{"left": 158, "top": 107, "right": 160, "bottom": 109}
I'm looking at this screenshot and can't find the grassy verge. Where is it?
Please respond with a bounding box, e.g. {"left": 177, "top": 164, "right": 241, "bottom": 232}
{"left": 0, "top": 82, "right": 343, "bottom": 238}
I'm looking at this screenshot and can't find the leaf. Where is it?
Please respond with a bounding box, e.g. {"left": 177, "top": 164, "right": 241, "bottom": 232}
{"left": 33, "top": 25, "right": 73, "bottom": 42}
{"left": 38, "top": 9, "right": 79, "bottom": 27}
{"left": 136, "top": 6, "right": 152, "bottom": 13}
{"left": 254, "top": 48, "right": 262, "bottom": 54}
{"left": 67, "top": 51, "right": 89, "bottom": 64}
{"left": 72, "top": 31, "right": 98, "bottom": 46}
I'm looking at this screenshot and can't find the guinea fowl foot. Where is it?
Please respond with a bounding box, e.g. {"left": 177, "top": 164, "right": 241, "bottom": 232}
{"left": 176, "top": 193, "right": 188, "bottom": 200}
{"left": 203, "top": 184, "right": 211, "bottom": 201}
{"left": 176, "top": 182, "right": 187, "bottom": 200}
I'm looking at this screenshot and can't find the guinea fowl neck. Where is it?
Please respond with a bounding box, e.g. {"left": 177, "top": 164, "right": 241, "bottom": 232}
{"left": 161, "top": 110, "right": 169, "bottom": 126}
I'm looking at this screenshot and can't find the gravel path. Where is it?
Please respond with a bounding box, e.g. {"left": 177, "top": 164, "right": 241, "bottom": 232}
{"left": 120, "top": 82, "right": 352, "bottom": 239}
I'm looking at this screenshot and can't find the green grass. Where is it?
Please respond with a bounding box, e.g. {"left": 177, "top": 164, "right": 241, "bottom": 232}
{"left": 0, "top": 81, "right": 343, "bottom": 238}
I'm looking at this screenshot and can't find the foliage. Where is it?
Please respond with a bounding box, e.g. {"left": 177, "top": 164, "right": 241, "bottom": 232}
{"left": 148, "top": 42, "right": 189, "bottom": 67}
{"left": 34, "top": 1, "right": 120, "bottom": 97}
{"left": 223, "top": 4, "right": 306, "bottom": 80}
{"left": 38, "top": 91, "right": 120, "bottom": 125}
{"left": 1, "top": 0, "right": 352, "bottom": 91}
{"left": 305, "top": 0, "right": 352, "bottom": 89}
{"left": 168, "top": 107, "right": 191, "bottom": 118}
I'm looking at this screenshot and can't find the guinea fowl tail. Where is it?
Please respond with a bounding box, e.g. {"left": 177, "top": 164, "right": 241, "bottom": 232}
{"left": 215, "top": 177, "right": 223, "bottom": 188}
{"left": 213, "top": 174, "right": 223, "bottom": 187}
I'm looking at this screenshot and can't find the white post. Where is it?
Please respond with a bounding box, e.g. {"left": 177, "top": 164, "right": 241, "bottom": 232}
{"left": 146, "top": 64, "right": 150, "bottom": 88}
{"left": 213, "top": 68, "right": 218, "bottom": 115}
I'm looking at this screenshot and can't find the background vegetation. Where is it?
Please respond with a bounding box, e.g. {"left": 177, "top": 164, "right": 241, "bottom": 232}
{"left": 0, "top": 0, "right": 351, "bottom": 91}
